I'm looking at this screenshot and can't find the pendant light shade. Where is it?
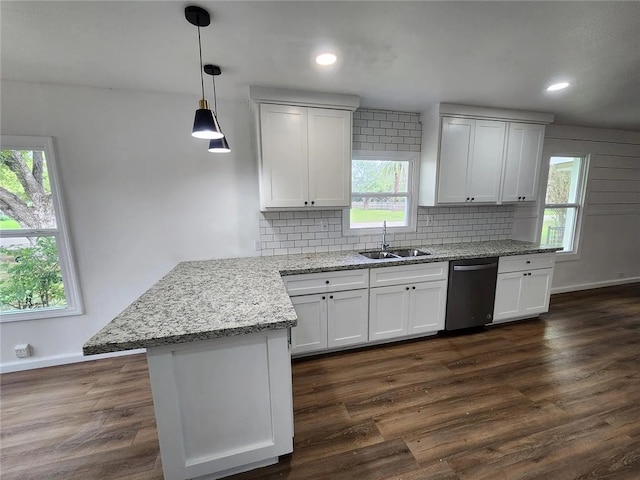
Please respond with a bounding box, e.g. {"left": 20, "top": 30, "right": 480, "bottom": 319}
{"left": 185, "top": 6, "right": 223, "bottom": 140}
{"left": 204, "top": 64, "right": 230, "bottom": 153}
{"left": 193, "top": 99, "right": 224, "bottom": 139}
{"left": 208, "top": 136, "right": 231, "bottom": 153}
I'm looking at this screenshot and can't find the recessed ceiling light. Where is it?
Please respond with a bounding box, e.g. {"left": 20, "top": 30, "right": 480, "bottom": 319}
{"left": 546, "top": 82, "right": 570, "bottom": 92}
{"left": 315, "top": 53, "right": 337, "bottom": 66}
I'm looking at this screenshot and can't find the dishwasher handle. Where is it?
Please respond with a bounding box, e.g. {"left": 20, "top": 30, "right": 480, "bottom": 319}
{"left": 453, "top": 262, "right": 498, "bottom": 271}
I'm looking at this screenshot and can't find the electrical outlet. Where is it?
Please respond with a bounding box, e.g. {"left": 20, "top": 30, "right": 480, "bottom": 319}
{"left": 320, "top": 219, "right": 329, "bottom": 232}
{"left": 15, "top": 343, "right": 32, "bottom": 359}
{"left": 254, "top": 239, "right": 262, "bottom": 251}
{"left": 426, "top": 215, "right": 433, "bottom": 226}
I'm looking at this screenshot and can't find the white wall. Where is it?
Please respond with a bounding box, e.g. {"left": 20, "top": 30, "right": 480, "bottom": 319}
{"left": 0, "top": 81, "right": 260, "bottom": 371}
{"left": 513, "top": 125, "right": 640, "bottom": 292}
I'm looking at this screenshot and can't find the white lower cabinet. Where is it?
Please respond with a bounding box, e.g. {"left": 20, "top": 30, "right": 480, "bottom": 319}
{"left": 494, "top": 267, "right": 554, "bottom": 323}
{"left": 290, "top": 289, "right": 368, "bottom": 355}
{"left": 146, "top": 330, "right": 293, "bottom": 480}
{"left": 369, "top": 263, "right": 448, "bottom": 341}
{"left": 369, "top": 280, "right": 447, "bottom": 341}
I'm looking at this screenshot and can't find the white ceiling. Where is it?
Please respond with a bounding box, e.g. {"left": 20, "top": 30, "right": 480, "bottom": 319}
{"left": 2, "top": 1, "right": 639, "bottom": 131}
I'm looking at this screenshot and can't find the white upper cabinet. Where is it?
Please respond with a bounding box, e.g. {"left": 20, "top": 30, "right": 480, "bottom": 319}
{"left": 437, "top": 117, "right": 505, "bottom": 204}
{"left": 419, "top": 104, "right": 554, "bottom": 207}
{"left": 500, "top": 123, "right": 545, "bottom": 202}
{"left": 251, "top": 87, "right": 359, "bottom": 211}
{"left": 258, "top": 104, "right": 351, "bottom": 210}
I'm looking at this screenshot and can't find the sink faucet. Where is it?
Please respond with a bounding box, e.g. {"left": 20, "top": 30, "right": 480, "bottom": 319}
{"left": 381, "top": 220, "right": 389, "bottom": 251}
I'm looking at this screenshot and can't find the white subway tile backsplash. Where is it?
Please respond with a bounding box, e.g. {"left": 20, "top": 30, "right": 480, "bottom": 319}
{"left": 259, "top": 204, "right": 515, "bottom": 256}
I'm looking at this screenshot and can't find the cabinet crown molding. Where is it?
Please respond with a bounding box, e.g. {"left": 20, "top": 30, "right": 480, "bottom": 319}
{"left": 249, "top": 86, "right": 360, "bottom": 111}
{"left": 437, "top": 103, "right": 555, "bottom": 125}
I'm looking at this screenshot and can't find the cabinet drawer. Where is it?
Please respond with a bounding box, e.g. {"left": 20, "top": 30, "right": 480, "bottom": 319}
{"left": 283, "top": 269, "right": 369, "bottom": 296}
{"left": 498, "top": 253, "right": 556, "bottom": 274}
{"left": 370, "top": 262, "right": 448, "bottom": 287}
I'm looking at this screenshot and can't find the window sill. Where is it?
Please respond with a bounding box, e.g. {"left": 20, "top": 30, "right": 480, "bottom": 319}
{"left": 553, "top": 250, "right": 582, "bottom": 262}
{"left": 342, "top": 224, "right": 417, "bottom": 237}
{"left": 0, "top": 305, "right": 84, "bottom": 323}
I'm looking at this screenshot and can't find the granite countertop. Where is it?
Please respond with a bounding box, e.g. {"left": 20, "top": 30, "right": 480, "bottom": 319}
{"left": 83, "top": 240, "right": 560, "bottom": 355}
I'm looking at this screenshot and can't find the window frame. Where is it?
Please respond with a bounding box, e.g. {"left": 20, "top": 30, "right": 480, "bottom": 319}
{"left": 342, "top": 150, "right": 419, "bottom": 236}
{"left": 537, "top": 153, "right": 590, "bottom": 261}
{"left": 0, "top": 135, "right": 83, "bottom": 322}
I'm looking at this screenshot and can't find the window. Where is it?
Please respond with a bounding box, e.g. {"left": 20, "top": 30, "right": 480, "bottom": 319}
{"left": 0, "top": 136, "right": 82, "bottom": 322}
{"left": 539, "top": 155, "right": 589, "bottom": 255}
{"left": 343, "top": 151, "right": 418, "bottom": 235}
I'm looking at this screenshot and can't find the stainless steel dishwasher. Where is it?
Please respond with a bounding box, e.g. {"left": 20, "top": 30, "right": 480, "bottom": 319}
{"left": 445, "top": 257, "right": 499, "bottom": 331}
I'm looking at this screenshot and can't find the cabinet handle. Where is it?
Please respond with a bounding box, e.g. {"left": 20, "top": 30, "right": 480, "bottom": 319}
{"left": 406, "top": 287, "right": 410, "bottom": 290}
{"left": 412, "top": 286, "right": 416, "bottom": 290}
{"left": 526, "top": 260, "right": 531, "bottom": 264}
{"left": 523, "top": 273, "right": 527, "bottom": 276}
{"left": 304, "top": 201, "right": 308, "bottom": 205}
{"left": 522, "top": 196, "right": 526, "bottom": 200}
{"left": 466, "top": 197, "right": 470, "bottom": 201}
{"left": 311, "top": 201, "right": 315, "bottom": 205}
{"left": 471, "top": 197, "right": 475, "bottom": 201}
{"left": 325, "top": 280, "right": 330, "bottom": 284}
{"left": 518, "top": 197, "right": 522, "bottom": 200}
{"left": 329, "top": 295, "right": 333, "bottom": 299}
{"left": 322, "top": 296, "right": 326, "bottom": 300}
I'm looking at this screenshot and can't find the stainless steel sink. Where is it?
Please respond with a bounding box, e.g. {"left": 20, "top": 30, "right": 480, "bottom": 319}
{"left": 390, "top": 248, "right": 431, "bottom": 257}
{"left": 359, "top": 249, "right": 431, "bottom": 260}
{"left": 359, "top": 250, "right": 401, "bottom": 259}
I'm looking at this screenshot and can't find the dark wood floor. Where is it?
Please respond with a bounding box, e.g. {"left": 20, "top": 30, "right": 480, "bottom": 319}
{"left": 2, "top": 283, "right": 639, "bottom": 480}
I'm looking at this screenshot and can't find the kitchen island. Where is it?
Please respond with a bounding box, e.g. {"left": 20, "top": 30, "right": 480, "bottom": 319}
{"left": 83, "top": 239, "right": 559, "bottom": 480}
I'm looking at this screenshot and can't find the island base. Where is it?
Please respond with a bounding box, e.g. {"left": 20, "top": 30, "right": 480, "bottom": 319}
{"left": 146, "top": 329, "right": 293, "bottom": 480}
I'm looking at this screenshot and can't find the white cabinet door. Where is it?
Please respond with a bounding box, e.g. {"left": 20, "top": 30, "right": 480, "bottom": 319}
{"left": 290, "top": 294, "right": 327, "bottom": 354}
{"left": 307, "top": 108, "right": 351, "bottom": 207}
{"left": 494, "top": 272, "right": 524, "bottom": 321}
{"left": 327, "top": 289, "right": 369, "bottom": 348}
{"left": 408, "top": 280, "right": 447, "bottom": 333}
{"left": 259, "top": 104, "right": 308, "bottom": 208}
{"left": 437, "top": 117, "right": 474, "bottom": 203}
{"left": 501, "top": 123, "right": 545, "bottom": 202}
{"left": 521, "top": 268, "right": 553, "bottom": 316}
{"left": 369, "top": 285, "right": 409, "bottom": 341}
{"left": 467, "top": 120, "right": 506, "bottom": 203}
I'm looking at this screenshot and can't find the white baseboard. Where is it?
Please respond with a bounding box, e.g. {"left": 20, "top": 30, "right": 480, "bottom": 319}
{"left": 551, "top": 276, "right": 640, "bottom": 295}
{"left": 0, "top": 348, "right": 146, "bottom": 374}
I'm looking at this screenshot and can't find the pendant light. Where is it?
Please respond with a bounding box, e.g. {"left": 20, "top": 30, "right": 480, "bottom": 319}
{"left": 185, "top": 6, "right": 223, "bottom": 140}
{"left": 204, "top": 64, "right": 231, "bottom": 153}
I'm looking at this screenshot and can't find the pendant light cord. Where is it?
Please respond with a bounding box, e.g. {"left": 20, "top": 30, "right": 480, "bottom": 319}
{"left": 212, "top": 74, "right": 218, "bottom": 112}
{"left": 197, "top": 24, "right": 205, "bottom": 100}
